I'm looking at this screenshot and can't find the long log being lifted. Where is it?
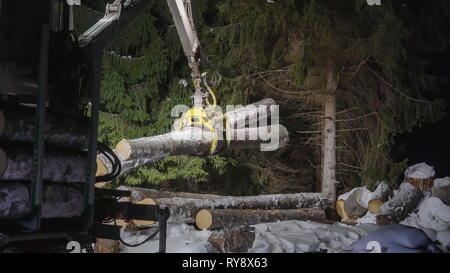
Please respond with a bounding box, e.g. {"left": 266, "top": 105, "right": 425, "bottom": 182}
{"left": 96, "top": 150, "right": 169, "bottom": 178}
{"left": 115, "top": 125, "right": 289, "bottom": 161}
{"left": 195, "top": 208, "right": 329, "bottom": 230}
{"left": 0, "top": 182, "right": 84, "bottom": 219}
{"left": 154, "top": 192, "right": 329, "bottom": 220}
{"left": 222, "top": 98, "right": 276, "bottom": 129}
{"left": 0, "top": 144, "right": 88, "bottom": 183}
{"left": 0, "top": 105, "right": 89, "bottom": 149}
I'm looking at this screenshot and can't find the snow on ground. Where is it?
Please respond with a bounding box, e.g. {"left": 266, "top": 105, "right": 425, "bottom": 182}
{"left": 120, "top": 223, "right": 212, "bottom": 253}
{"left": 119, "top": 221, "right": 379, "bottom": 253}
{"left": 400, "top": 197, "right": 450, "bottom": 252}
{"left": 404, "top": 162, "right": 435, "bottom": 179}
{"left": 249, "top": 221, "right": 378, "bottom": 253}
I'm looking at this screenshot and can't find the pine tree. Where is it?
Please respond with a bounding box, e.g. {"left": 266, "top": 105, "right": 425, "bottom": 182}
{"left": 74, "top": 0, "right": 449, "bottom": 195}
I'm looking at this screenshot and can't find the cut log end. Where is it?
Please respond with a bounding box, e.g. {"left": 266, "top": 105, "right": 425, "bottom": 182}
{"left": 196, "top": 209, "right": 213, "bottom": 230}
{"left": 115, "top": 140, "right": 131, "bottom": 161}
{"left": 0, "top": 148, "right": 7, "bottom": 176}
{"left": 336, "top": 199, "right": 348, "bottom": 219}
{"left": 368, "top": 199, "right": 383, "bottom": 214}
{"left": 96, "top": 157, "right": 109, "bottom": 177}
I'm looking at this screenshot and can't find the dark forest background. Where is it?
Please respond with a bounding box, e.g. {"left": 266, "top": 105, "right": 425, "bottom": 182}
{"left": 75, "top": 0, "right": 450, "bottom": 196}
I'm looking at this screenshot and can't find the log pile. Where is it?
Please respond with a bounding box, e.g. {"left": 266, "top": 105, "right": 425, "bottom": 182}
{"left": 375, "top": 182, "right": 423, "bottom": 225}
{"left": 336, "top": 182, "right": 391, "bottom": 220}
{"left": 113, "top": 186, "right": 330, "bottom": 253}
{"left": 335, "top": 163, "right": 450, "bottom": 226}
{"left": 0, "top": 105, "right": 90, "bottom": 220}
{"left": 0, "top": 182, "right": 84, "bottom": 219}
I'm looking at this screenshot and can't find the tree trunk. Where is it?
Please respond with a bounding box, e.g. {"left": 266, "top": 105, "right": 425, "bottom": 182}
{"left": 0, "top": 144, "right": 88, "bottom": 183}
{"left": 322, "top": 60, "right": 337, "bottom": 206}
{"left": 0, "top": 106, "right": 89, "bottom": 149}
{"left": 195, "top": 208, "right": 328, "bottom": 230}
{"left": 0, "top": 182, "right": 84, "bottom": 219}
{"left": 154, "top": 192, "right": 328, "bottom": 219}
{"left": 96, "top": 152, "right": 168, "bottom": 179}
{"left": 376, "top": 182, "right": 423, "bottom": 225}
{"left": 115, "top": 125, "right": 289, "bottom": 161}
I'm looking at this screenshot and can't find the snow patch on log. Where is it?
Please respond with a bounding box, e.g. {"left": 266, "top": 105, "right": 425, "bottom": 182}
{"left": 156, "top": 192, "right": 328, "bottom": 220}
{"left": 376, "top": 182, "right": 423, "bottom": 225}
{"left": 405, "top": 162, "right": 435, "bottom": 179}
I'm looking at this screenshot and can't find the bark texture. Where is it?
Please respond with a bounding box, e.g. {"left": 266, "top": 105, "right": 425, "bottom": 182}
{"left": 0, "top": 144, "right": 88, "bottom": 183}
{"left": 128, "top": 187, "right": 220, "bottom": 203}
{"left": 0, "top": 182, "right": 84, "bottom": 219}
{"left": 208, "top": 226, "right": 256, "bottom": 253}
{"left": 155, "top": 192, "right": 328, "bottom": 219}
{"left": 116, "top": 125, "right": 288, "bottom": 161}
{"left": 196, "top": 208, "right": 328, "bottom": 230}
{"left": 0, "top": 106, "right": 89, "bottom": 149}
{"left": 376, "top": 183, "right": 423, "bottom": 225}
{"left": 322, "top": 61, "right": 337, "bottom": 205}
{"left": 344, "top": 189, "right": 368, "bottom": 219}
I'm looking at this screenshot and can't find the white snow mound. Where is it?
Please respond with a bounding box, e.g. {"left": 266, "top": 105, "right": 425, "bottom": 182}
{"left": 401, "top": 197, "right": 450, "bottom": 252}
{"left": 434, "top": 177, "right": 450, "bottom": 188}
{"left": 404, "top": 162, "right": 435, "bottom": 179}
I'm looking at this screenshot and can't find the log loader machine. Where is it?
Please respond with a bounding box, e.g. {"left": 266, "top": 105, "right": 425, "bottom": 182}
{"left": 0, "top": 0, "right": 215, "bottom": 252}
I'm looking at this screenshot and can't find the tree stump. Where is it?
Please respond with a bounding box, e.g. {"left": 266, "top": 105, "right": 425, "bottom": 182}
{"left": 208, "top": 226, "right": 256, "bottom": 253}
{"left": 432, "top": 177, "right": 450, "bottom": 205}
{"left": 404, "top": 163, "right": 435, "bottom": 192}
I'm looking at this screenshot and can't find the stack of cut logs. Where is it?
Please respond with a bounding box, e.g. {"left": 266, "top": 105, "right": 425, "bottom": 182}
{"left": 105, "top": 186, "right": 331, "bottom": 253}
{"left": 0, "top": 104, "right": 89, "bottom": 219}
{"left": 336, "top": 163, "right": 448, "bottom": 226}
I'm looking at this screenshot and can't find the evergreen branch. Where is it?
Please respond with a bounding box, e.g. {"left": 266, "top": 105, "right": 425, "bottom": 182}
{"left": 370, "top": 69, "right": 434, "bottom": 104}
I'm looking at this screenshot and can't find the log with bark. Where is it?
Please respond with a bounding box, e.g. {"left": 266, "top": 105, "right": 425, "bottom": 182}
{"left": 0, "top": 182, "right": 84, "bottom": 219}
{"left": 154, "top": 192, "right": 328, "bottom": 220}
{"left": 115, "top": 125, "right": 289, "bottom": 161}
{"left": 0, "top": 106, "right": 89, "bottom": 149}
{"left": 376, "top": 182, "right": 423, "bottom": 225}
{"left": 222, "top": 98, "right": 276, "bottom": 129}
{"left": 96, "top": 151, "right": 168, "bottom": 179}
{"left": 195, "top": 208, "right": 328, "bottom": 230}
{"left": 0, "top": 144, "right": 88, "bottom": 183}
{"left": 343, "top": 188, "right": 368, "bottom": 219}
{"left": 126, "top": 187, "right": 220, "bottom": 203}
{"left": 404, "top": 163, "right": 435, "bottom": 192}
{"left": 336, "top": 182, "right": 391, "bottom": 220}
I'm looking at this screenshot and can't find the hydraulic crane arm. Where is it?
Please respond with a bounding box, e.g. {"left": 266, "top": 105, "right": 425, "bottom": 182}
{"left": 166, "top": 0, "right": 207, "bottom": 106}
